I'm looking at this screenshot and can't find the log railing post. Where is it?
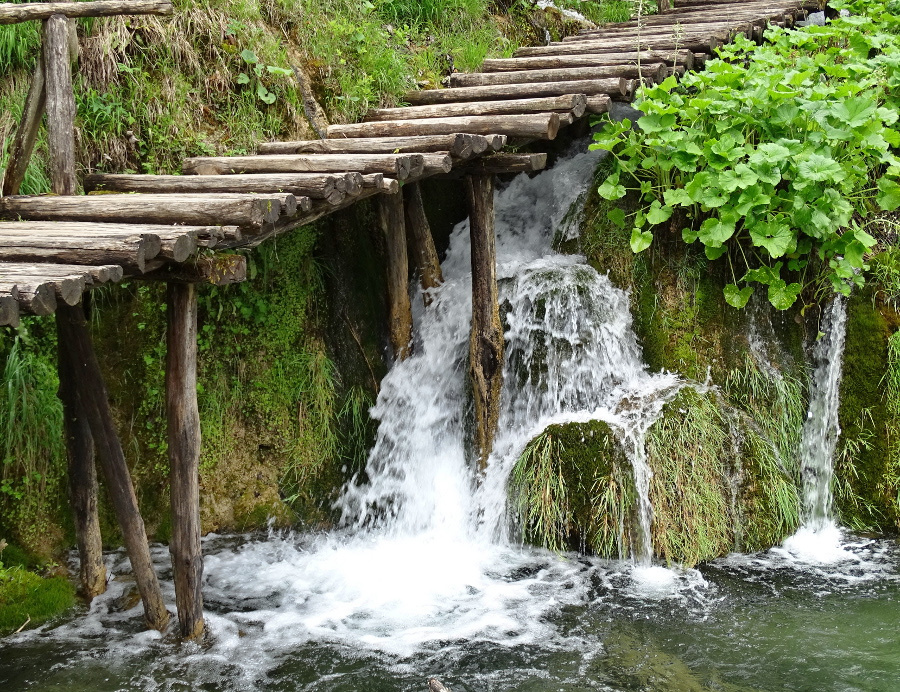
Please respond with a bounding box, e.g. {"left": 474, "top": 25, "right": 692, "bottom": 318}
{"left": 56, "top": 303, "right": 170, "bottom": 631}
{"left": 1, "top": 56, "right": 45, "bottom": 197}
{"left": 43, "top": 13, "right": 77, "bottom": 195}
{"left": 378, "top": 193, "right": 413, "bottom": 360}
{"left": 465, "top": 174, "right": 504, "bottom": 472}
{"left": 56, "top": 306, "right": 106, "bottom": 599}
{"left": 166, "top": 282, "right": 204, "bottom": 639}
{"left": 403, "top": 183, "right": 443, "bottom": 306}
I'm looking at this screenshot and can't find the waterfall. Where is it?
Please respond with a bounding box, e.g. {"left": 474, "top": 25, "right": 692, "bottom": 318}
{"left": 340, "top": 145, "right": 679, "bottom": 564}
{"left": 798, "top": 297, "right": 848, "bottom": 530}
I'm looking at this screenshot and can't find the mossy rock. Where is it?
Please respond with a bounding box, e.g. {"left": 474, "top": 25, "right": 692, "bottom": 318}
{"left": 510, "top": 419, "right": 635, "bottom": 557}
{"left": 835, "top": 291, "right": 900, "bottom": 532}
{"left": 0, "top": 567, "right": 75, "bottom": 636}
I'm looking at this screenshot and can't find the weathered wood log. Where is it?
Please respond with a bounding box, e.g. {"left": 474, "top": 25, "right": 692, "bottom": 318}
{"left": 484, "top": 134, "right": 507, "bottom": 151}
{"left": 290, "top": 63, "right": 329, "bottom": 139}
{"left": 261, "top": 133, "right": 489, "bottom": 159}
{"left": 0, "top": 194, "right": 285, "bottom": 229}
{"left": 586, "top": 95, "right": 611, "bottom": 114}
{"left": 158, "top": 234, "right": 197, "bottom": 262}
{"left": 0, "top": 280, "right": 57, "bottom": 315}
{"left": 143, "top": 254, "right": 247, "bottom": 285}
{"left": 481, "top": 50, "right": 696, "bottom": 72}
{"left": 366, "top": 95, "right": 587, "bottom": 122}
{"left": 335, "top": 172, "right": 363, "bottom": 196}
{"left": 450, "top": 153, "right": 548, "bottom": 177}
{"left": 466, "top": 175, "right": 503, "bottom": 472}
{"left": 362, "top": 173, "right": 400, "bottom": 194}
{"left": 44, "top": 15, "right": 77, "bottom": 196}
{"left": 378, "top": 193, "right": 413, "bottom": 360}
{"left": 421, "top": 154, "right": 454, "bottom": 176}
{"left": 2, "top": 56, "right": 45, "bottom": 197}
{"left": 328, "top": 113, "right": 562, "bottom": 141}
{"left": 450, "top": 63, "right": 666, "bottom": 87}
{"left": 182, "top": 154, "right": 420, "bottom": 180}
{"left": 665, "top": 0, "right": 805, "bottom": 9}
{"left": 57, "top": 305, "right": 106, "bottom": 599}
{"left": 0, "top": 236, "right": 158, "bottom": 271}
{"left": 0, "top": 270, "right": 84, "bottom": 305}
{"left": 403, "top": 183, "right": 443, "bottom": 306}
{"left": 514, "top": 34, "right": 727, "bottom": 57}
{"left": 668, "top": 64, "right": 687, "bottom": 78}
{"left": 84, "top": 172, "right": 345, "bottom": 201}
{"left": 0, "top": 0, "right": 173, "bottom": 24}
{"left": 566, "top": 20, "right": 756, "bottom": 40}
{"left": 403, "top": 79, "right": 627, "bottom": 105}
{"left": 0, "top": 290, "right": 20, "bottom": 327}
{"left": 56, "top": 302, "right": 170, "bottom": 631}
{"left": 166, "top": 282, "right": 204, "bottom": 640}
{"left": 0, "top": 262, "right": 123, "bottom": 283}
{"left": 575, "top": 7, "right": 795, "bottom": 32}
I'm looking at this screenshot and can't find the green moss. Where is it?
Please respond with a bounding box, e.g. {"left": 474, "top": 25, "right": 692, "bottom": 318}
{"left": 646, "top": 389, "right": 733, "bottom": 566}
{"left": 0, "top": 566, "right": 75, "bottom": 636}
{"left": 834, "top": 291, "right": 900, "bottom": 532}
{"left": 511, "top": 419, "right": 634, "bottom": 557}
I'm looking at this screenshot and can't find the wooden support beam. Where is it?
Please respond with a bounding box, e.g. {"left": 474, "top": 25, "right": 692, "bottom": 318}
{"left": 260, "top": 133, "right": 490, "bottom": 158}
{"left": 450, "top": 63, "right": 666, "bottom": 88}
{"left": 0, "top": 262, "right": 123, "bottom": 284}
{"left": 182, "top": 154, "right": 422, "bottom": 180}
{"left": 586, "top": 95, "right": 611, "bottom": 114}
{"left": 85, "top": 173, "right": 346, "bottom": 203}
{"left": 365, "top": 95, "right": 587, "bottom": 122}
{"left": 55, "top": 303, "right": 169, "bottom": 631}
{"left": 481, "top": 50, "right": 696, "bottom": 72}
{"left": 421, "top": 154, "right": 454, "bottom": 176}
{"left": 513, "top": 34, "right": 727, "bottom": 57}
{"left": 143, "top": 254, "right": 247, "bottom": 285}
{"left": 362, "top": 174, "right": 399, "bottom": 194}
{"left": 1, "top": 194, "right": 286, "bottom": 230}
{"left": 403, "top": 79, "right": 627, "bottom": 105}
{"left": 465, "top": 175, "right": 503, "bottom": 472}
{"left": 57, "top": 305, "right": 106, "bottom": 599}
{"left": 448, "top": 153, "right": 548, "bottom": 177}
{"left": 0, "top": 0, "right": 173, "bottom": 24}
{"left": 166, "top": 283, "right": 204, "bottom": 640}
{"left": 43, "top": 14, "right": 77, "bottom": 196}
{"left": 2, "top": 55, "right": 45, "bottom": 197}
{"left": 328, "top": 113, "right": 561, "bottom": 141}
{"left": 403, "top": 183, "right": 443, "bottom": 306}
{"left": 377, "top": 193, "right": 413, "bottom": 361}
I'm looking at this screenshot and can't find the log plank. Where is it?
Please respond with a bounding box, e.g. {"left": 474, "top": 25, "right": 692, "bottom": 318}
{"left": 402, "top": 79, "right": 627, "bottom": 105}
{"left": 261, "top": 133, "right": 490, "bottom": 158}
{"left": 450, "top": 63, "right": 666, "bottom": 87}
{"left": 0, "top": 0, "right": 173, "bottom": 24}
{"left": 2, "top": 56, "right": 45, "bottom": 197}
{"left": 182, "top": 153, "right": 421, "bottom": 180}
{"left": 44, "top": 15, "right": 77, "bottom": 196}
{"left": 481, "top": 50, "right": 696, "bottom": 72}
{"left": 365, "top": 95, "right": 587, "bottom": 121}
{"left": 328, "top": 113, "right": 562, "bottom": 140}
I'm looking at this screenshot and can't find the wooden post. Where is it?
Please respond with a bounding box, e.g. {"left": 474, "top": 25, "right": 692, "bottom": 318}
{"left": 56, "top": 307, "right": 106, "bottom": 599}
{"left": 166, "top": 282, "right": 204, "bottom": 640}
{"left": 378, "top": 193, "right": 413, "bottom": 360}
{"left": 1, "top": 56, "right": 45, "bottom": 197}
{"left": 56, "top": 303, "right": 169, "bottom": 631}
{"left": 465, "top": 175, "right": 504, "bottom": 472}
{"left": 403, "top": 183, "right": 443, "bottom": 306}
{"left": 43, "top": 14, "right": 77, "bottom": 195}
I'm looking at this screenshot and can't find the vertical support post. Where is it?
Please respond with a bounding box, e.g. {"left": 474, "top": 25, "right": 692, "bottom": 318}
{"left": 378, "top": 193, "right": 413, "bottom": 360}
{"left": 465, "top": 175, "right": 504, "bottom": 472}
{"left": 43, "top": 14, "right": 77, "bottom": 195}
{"left": 403, "top": 182, "right": 444, "bottom": 306}
{"left": 166, "top": 282, "right": 204, "bottom": 640}
{"left": 56, "top": 303, "right": 170, "bottom": 631}
{"left": 1, "top": 56, "right": 45, "bottom": 197}
{"left": 57, "top": 307, "right": 106, "bottom": 599}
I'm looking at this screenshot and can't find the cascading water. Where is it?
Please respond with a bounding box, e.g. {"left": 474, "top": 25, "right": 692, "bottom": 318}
{"left": 783, "top": 296, "right": 850, "bottom": 561}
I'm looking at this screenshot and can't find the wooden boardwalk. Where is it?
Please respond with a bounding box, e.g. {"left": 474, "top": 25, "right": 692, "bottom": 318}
{"left": 0, "top": 0, "right": 820, "bottom": 639}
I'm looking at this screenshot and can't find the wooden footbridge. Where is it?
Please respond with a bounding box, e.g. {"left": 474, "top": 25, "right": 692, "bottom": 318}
{"left": 0, "top": 0, "right": 818, "bottom": 639}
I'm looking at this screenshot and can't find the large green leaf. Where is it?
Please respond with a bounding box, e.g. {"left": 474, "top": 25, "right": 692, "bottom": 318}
{"left": 698, "top": 216, "right": 736, "bottom": 247}
{"left": 767, "top": 279, "right": 802, "bottom": 310}
{"left": 598, "top": 174, "right": 627, "bottom": 200}
{"left": 630, "top": 228, "right": 653, "bottom": 253}
{"left": 749, "top": 221, "right": 794, "bottom": 258}
{"left": 724, "top": 284, "right": 754, "bottom": 308}
{"left": 877, "top": 177, "right": 900, "bottom": 210}
{"left": 797, "top": 154, "right": 846, "bottom": 183}
{"left": 638, "top": 113, "right": 677, "bottom": 133}
{"left": 646, "top": 200, "right": 673, "bottom": 225}
{"left": 830, "top": 97, "right": 877, "bottom": 129}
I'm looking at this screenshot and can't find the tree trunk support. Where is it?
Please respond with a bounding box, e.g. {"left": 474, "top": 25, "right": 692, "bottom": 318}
{"left": 465, "top": 174, "right": 504, "bottom": 472}
{"left": 403, "top": 183, "right": 443, "bottom": 306}
{"left": 166, "top": 283, "right": 204, "bottom": 639}
{"left": 56, "top": 303, "right": 170, "bottom": 631}
{"left": 1, "top": 55, "right": 45, "bottom": 196}
{"left": 377, "top": 193, "right": 413, "bottom": 360}
{"left": 56, "top": 306, "right": 106, "bottom": 599}
{"left": 43, "top": 14, "right": 77, "bottom": 195}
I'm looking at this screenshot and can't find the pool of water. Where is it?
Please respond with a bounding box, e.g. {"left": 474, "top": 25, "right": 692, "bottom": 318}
{"left": 1, "top": 529, "right": 897, "bottom": 692}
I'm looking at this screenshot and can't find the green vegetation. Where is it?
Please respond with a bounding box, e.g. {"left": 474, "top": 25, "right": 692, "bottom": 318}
{"left": 591, "top": 0, "right": 900, "bottom": 310}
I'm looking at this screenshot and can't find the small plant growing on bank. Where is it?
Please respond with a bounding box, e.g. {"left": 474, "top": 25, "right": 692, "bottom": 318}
{"left": 591, "top": 0, "right": 900, "bottom": 310}
{"left": 236, "top": 49, "right": 293, "bottom": 104}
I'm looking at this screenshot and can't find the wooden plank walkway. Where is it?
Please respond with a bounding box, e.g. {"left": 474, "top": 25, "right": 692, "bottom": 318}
{"left": 0, "top": 0, "right": 819, "bottom": 327}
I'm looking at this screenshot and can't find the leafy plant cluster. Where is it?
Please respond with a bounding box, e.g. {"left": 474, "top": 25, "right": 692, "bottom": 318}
{"left": 235, "top": 48, "right": 293, "bottom": 105}
{"left": 591, "top": 0, "right": 900, "bottom": 310}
